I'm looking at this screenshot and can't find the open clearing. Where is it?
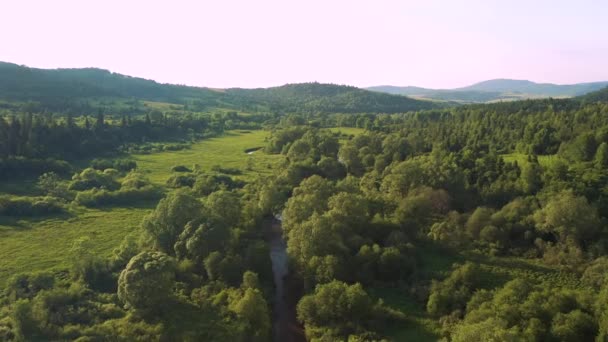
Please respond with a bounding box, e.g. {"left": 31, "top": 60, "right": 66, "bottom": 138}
{"left": 135, "top": 130, "right": 284, "bottom": 185}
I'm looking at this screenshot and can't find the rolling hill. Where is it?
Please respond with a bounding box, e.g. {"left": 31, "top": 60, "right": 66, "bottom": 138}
{"left": 368, "top": 79, "right": 608, "bottom": 103}
{"left": 0, "top": 62, "right": 437, "bottom": 114}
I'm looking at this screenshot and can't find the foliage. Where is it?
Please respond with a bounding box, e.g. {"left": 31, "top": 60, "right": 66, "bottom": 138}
{"left": 117, "top": 251, "right": 176, "bottom": 314}
{"left": 297, "top": 280, "right": 398, "bottom": 341}
{"left": 142, "top": 190, "right": 202, "bottom": 253}
{"left": 0, "top": 195, "right": 64, "bottom": 216}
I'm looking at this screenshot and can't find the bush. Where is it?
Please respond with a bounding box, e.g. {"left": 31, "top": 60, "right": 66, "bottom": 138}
{"left": 427, "top": 262, "right": 481, "bottom": 317}
{"left": 171, "top": 165, "right": 192, "bottom": 172}
{"left": 163, "top": 143, "right": 190, "bottom": 151}
{"left": 166, "top": 174, "right": 196, "bottom": 188}
{"left": 69, "top": 168, "right": 120, "bottom": 191}
{"left": 121, "top": 171, "right": 152, "bottom": 190}
{"left": 74, "top": 187, "right": 162, "bottom": 208}
{"left": 5, "top": 272, "right": 55, "bottom": 302}
{"left": 37, "top": 172, "right": 73, "bottom": 200}
{"left": 0, "top": 196, "right": 64, "bottom": 216}
{"left": 193, "top": 174, "right": 245, "bottom": 195}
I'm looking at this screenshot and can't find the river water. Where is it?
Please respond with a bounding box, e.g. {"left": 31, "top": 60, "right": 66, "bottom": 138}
{"left": 268, "top": 216, "right": 305, "bottom": 342}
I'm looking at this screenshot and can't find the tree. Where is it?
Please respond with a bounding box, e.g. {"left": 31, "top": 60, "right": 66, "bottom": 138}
{"left": 94, "top": 112, "right": 105, "bottom": 131}
{"left": 229, "top": 288, "right": 271, "bottom": 342}
{"left": 206, "top": 190, "right": 241, "bottom": 228}
{"left": 427, "top": 262, "right": 480, "bottom": 317}
{"left": 297, "top": 281, "right": 377, "bottom": 340}
{"left": 595, "top": 142, "right": 608, "bottom": 169}
{"left": 37, "top": 172, "right": 68, "bottom": 199}
{"left": 286, "top": 140, "right": 311, "bottom": 162}
{"left": 117, "top": 251, "right": 175, "bottom": 314}
{"left": 142, "top": 190, "right": 202, "bottom": 253}
{"left": 534, "top": 190, "right": 600, "bottom": 244}
{"left": 451, "top": 318, "right": 524, "bottom": 342}
{"left": 466, "top": 207, "right": 495, "bottom": 239}
{"left": 69, "top": 237, "right": 112, "bottom": 291}
{"left": 520, "top": 160, "right": 542, "bottom": 194}
{"left": 174, "top": 222, "right": 230, "bottom": 263}
{"left": 241, "top": 271, "right": 260, "bottom": 290}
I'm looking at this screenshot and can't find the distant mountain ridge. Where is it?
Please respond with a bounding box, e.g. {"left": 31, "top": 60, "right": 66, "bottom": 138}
{"left": 0, "top": 61, "right": 437, "bottom": 114}
{"left": 368, "top": 79, "right": 608, "bottom": 103}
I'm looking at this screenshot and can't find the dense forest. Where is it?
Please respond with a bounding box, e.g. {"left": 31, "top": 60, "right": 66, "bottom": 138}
{"left": 1, "top": 69, "right": 608, "bottom": 341}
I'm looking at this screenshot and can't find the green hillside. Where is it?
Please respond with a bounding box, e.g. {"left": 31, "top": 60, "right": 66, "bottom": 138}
{"left": 0, "top": 62, "right": 437, "bottom": 114}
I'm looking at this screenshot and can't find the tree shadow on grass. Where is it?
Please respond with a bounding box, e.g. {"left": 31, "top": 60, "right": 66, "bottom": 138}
{"left": 0, "top": 211, "right": 75, "bottom": 231}
{"left": 87, "top": 200, "right": 161, "bottom": 212}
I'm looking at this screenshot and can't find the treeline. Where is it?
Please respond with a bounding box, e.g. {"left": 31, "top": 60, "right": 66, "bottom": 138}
{"left": 0, "top": 110, "right": 270, "bottom": 179}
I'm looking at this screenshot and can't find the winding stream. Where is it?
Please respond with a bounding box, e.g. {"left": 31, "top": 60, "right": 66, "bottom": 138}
{"left": 268, "top": 216, "right": 305, "bottom": 342}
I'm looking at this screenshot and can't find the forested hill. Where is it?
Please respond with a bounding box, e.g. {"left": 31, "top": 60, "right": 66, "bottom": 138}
{"left": 581, "top": 86, "right": 608, "bottom": 103}
{"left": 224, "top": 83, "right": 439, "bottom": 113}
{"left": 0, "top": 62, "right": 437, "bottom": 114}
{"left": 0, "top": 62, "right": 220, "bottom": 104}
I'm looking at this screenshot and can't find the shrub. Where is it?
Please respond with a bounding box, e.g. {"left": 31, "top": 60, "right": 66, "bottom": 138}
{"left": 193, "top": 174, "right": 245, "bottom": 195}
{"left": 69, "top": 168, "right": 120, "bottom": 191}
{"left": 427, "top": 262, "right": 481, "bottom": 317}
{"left": 121, "top": 171, "right": 151, "bottom": 190}
{"left": 5, "top": 272, "right": 55, "bottom": 302}
{"left": 171, "top": 165, "right": 192, "bottom": 172}
{"left": 74, "top": 186, "right": 162, "bottom": 208}
{"left": 166, "top": 174, "right": 196, "bottom": 188}
{"left": 0, "top": 196, "right": 64, "bottom": 216}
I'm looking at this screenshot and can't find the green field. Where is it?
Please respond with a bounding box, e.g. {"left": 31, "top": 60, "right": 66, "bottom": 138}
{"left": 135, "top": 130, "right": 284, "bottom": 185}
{"left": 502, "top": 153, "right": 563, "bottom": 168}
{"left": 329, "top": 127, "right": 365, "bottom": 136}
{"left": 0, "top": 130, "right": 282, "bottom": 286}
{"left": 0, "top": 207, "right": 149, "bottom": 286}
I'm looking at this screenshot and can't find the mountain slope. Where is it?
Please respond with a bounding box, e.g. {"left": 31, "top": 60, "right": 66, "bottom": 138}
{"left": 580, "top": 86, "right": 608, "bottom": 103}
{"left": 367, "top": 79, "right": 608, "bottom": 103}
{"left": 0, "top": 62, "right": 436, "bottom": 114}
{"left": 459, "top": 79, "right": 608, "bottom": 96}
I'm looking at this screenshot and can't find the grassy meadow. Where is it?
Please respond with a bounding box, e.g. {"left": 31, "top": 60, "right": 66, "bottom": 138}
{"left": 0, "top": 130, "right": 282, "bottom": 286}
{"left": 134, "top": 130, "right": 284, "bottom": 184}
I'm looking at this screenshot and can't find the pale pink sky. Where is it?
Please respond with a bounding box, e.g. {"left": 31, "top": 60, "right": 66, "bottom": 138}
{"left": 1, "top": 0, "right": 607, "bottom": 88}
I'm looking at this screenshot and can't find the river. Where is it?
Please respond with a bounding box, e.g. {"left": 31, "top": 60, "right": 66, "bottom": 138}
{"left": 267, "top": 216, "right": 306, "bottom": 342}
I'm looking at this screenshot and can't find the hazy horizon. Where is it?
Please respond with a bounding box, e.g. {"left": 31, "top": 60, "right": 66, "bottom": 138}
{"left": 2, "top": 0, "right": 607, "bottom": 89}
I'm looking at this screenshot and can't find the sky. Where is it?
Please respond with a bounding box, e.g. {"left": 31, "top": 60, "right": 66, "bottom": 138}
{"left": 1, "top": 0, "right": 607, "bottom": 89}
